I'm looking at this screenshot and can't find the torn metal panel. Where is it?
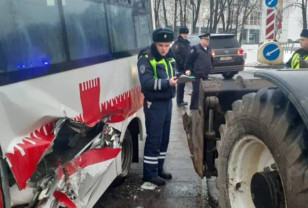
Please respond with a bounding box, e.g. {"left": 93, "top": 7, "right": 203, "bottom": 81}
{"left": 40, "top": 148, "right": 121, "bottom": 208}
{"left": 1, "top": 78, "right": 142, "bottom": 190}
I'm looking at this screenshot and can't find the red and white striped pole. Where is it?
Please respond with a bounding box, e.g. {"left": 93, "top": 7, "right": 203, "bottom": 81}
{"left": 266, "top": 9, "right": 275, "bottom": 40}
{"left": 265, "top": 0, "right": 283, "bottom": 40}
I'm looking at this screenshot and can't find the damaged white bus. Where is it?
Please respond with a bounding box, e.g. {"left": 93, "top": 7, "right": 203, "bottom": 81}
{"left": 0, "top": 0, "right": 151, "bottom": 207}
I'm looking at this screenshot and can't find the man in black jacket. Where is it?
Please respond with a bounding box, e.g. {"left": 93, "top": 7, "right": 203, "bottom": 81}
{"left": 185, "top": 32, "right": 213, "bottom": 110}
{"left": 172, "top": 27, "right": 190, "bottom": 106}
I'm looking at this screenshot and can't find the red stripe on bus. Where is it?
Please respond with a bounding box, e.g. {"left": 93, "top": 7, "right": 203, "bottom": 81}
{"left": 53, "top": 191, "right": 77, "bottom": 208}
{"left": 58, "top": 148, "right": 121, "bottom": 179}
{"left": 6, "top": 123, "right": 55, "bottom": 189}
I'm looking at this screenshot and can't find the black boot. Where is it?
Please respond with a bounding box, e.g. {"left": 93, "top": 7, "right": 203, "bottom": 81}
{"left": 144, "top": 176, "right": 166, "bottom": 186}
{"left": 158, "top": 171, "right": 172, "bottom": 180}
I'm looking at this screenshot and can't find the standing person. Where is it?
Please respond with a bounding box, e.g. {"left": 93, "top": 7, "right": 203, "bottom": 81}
{"left": 286, "top": 29, "right": 308, "bottom": 69}
{"left": 137, "top": 27, "right": 177, "bottom": 186}
{"left": 185, "top": 32, "right": 213, "bottom": 110}
{"left": 172, "top": 26, "right": 191, "bottom": 106}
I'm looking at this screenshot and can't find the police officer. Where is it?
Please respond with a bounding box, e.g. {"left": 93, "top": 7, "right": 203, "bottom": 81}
{"left": 172, "top": 26, "right": 191, "bottom": 106}
{"left": 286, "top": 29, "right": 308, "bottom": 69}
{"left": 185, "top": 32, "right": 213, "bottom": 110}
{"left": 137, "top": 27, "right": 177, "bottom": 186}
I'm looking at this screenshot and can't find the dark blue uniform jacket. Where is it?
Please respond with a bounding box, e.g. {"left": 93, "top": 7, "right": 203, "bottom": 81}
{"left": 137, "top": 44, "right": 176, "bottom": 102}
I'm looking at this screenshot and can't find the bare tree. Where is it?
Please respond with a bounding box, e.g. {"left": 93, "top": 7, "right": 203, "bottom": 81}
{"left": 162, "top": 0, "right": 169, "bottom": 26}
{"left": 207, "top": 0, "right": 227, "bottom": 33}
{"left": 153, "top": 0, "right": 162, "bottom": 27}
{"left": 221, "top": 0, "right": 234, "bottom": 32}
{"left": 286, "top": 0, "right": 308, "bottom": 29}
{"left": 190, "top": 0, "right": 201, "bottom": 33}
{"left": 173, "top": 0, "right": 179, "bottom": 32}
{"left": 238, "top": 0, "right": 259, "bottom": 44}
{"left": 179, "top": 0, "right": 189, "bottom": 26}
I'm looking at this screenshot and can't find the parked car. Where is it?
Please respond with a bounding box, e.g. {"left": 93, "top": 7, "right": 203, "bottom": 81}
{"left": 188, "top": 33, "right": 245, "bottom": 79}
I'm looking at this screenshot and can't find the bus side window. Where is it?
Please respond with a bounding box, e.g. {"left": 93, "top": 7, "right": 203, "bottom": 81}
{"left": 0, "top": 0, "right": 66, "bottom": 72}
{"left": 105, "top": 2, "right": 151, "bottom": 54}
{"left": 62, "top": 0, "right": 112, "bottom": 60}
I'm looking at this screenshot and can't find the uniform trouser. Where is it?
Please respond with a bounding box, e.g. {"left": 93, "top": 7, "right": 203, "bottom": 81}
{"left": 190, "top": 76, "right": 207, "bottom": 109}
{"left": 176, "top": 82, "right": 185, "bottom": 104}
{"left": 143, "top": 99, "right": 172, "bottom": 180}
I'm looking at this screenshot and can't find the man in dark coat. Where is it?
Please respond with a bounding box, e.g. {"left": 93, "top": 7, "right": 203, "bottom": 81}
{"left": 137, "top": 27, "right": 177, "bottom": 186}
{"left": 185, "top": 32, "right": 214, "bottom": 110}
{"left": 172, "top": 26, "right": 191, "bottom": 106}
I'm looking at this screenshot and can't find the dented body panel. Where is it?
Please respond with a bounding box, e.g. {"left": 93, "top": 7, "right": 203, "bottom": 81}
{"left": 0, "top": 56, "right": 145, "bottom": 207}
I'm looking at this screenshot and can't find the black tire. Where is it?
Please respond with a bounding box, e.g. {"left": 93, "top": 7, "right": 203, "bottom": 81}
{"left": 217, "top": 88, "right": 308, "bottom": 208}
{"left": 222, "top": 72, "right": 236, "bottom": 79}
{"left": 114, "top": 129, "right": 133, "bottom": 184}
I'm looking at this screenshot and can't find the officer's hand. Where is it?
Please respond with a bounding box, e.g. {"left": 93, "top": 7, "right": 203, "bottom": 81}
{"left": 185, "top": 70, "right": 191, "bottom": 76}
{"left": 169, "top": 77, "right": 178, "bottom": 86}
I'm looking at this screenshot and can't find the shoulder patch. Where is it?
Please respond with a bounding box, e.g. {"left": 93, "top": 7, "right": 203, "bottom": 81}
{"left": 140, "top": 65, "right": 146, "bottom": 74}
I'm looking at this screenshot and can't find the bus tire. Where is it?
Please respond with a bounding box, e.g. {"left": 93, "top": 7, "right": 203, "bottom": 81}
{"left": 114, "top": 129, "right": 133, "bottom": 184}
{"left": 217, "top": 88, "right": 308, "bottom": 208}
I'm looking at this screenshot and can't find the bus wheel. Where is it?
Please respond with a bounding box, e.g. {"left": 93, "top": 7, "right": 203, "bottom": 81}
{"left": 116, "top": 130, "right": 133, "bottom": 182}
{"left": 217, "top": 88, "right": 308, "bottom": 208}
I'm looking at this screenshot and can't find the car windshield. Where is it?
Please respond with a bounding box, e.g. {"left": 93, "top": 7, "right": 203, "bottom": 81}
{"left": 210, "top": 36, "right": 240, "bottom": 49}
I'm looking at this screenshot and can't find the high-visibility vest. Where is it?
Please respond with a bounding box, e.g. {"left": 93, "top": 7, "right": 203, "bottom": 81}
{"left": 145, "top": 55, "right": 175, "bottom": 79}
{"left": 291, "top": 52, "right": 308, "bottom": 69}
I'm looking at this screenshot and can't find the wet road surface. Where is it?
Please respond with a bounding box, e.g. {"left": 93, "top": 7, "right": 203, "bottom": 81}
{"left": 94, "top": 82, "right": 219, "bottom": 208}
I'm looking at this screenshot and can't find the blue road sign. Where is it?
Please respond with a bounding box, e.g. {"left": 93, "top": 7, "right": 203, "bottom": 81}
{"left": 265, "top": 0, "right": 278, "bottom": 8}
{"left": 263, "top": 43, "right": 280, "bottom": 61}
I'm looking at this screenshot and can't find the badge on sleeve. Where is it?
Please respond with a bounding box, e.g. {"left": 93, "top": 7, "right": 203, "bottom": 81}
{"left": 140, "top": 65, "right": 146, "bottom": 74}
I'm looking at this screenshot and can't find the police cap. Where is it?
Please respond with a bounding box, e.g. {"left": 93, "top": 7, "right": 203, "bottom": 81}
{"left": 152, "top": 27, "right": 174, "bottom": 42}
{"left": 199, "top": 32, "right": 210, "bottom": 39}
{"left": 300, "top": 29, "right": 308, "bottom": 38}
{"left": 179, "top": 27, "right": 189, "bottom": 34}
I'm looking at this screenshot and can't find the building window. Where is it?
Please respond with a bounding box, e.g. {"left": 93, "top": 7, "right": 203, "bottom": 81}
{"left": 248, "top": 11, "right": 261, "bottom": 26}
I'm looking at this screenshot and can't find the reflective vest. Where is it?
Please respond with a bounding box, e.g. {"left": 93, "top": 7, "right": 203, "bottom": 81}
{"left": 291, "top": 52, "right": 308, "bottom": 69}
{"left": 145, "top": 55, "right": 175, "bottom": 79}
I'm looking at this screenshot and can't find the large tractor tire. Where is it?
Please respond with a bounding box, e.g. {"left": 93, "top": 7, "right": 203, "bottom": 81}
{"left": 217, "top": 88, "right": 308, "bottom": 208}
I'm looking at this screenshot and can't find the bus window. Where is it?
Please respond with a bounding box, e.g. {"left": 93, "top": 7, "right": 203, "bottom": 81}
{"left": 62, "top": 0, "right": 111, "bottom": 60}
{"left": 0, "top": 0, "right": 66, "bottom": 72}
{"left": 133, "top": 1, "right": 152, "bottom": 49}
{"left": 106, "top": 4, "right": 136, "bottom": 53}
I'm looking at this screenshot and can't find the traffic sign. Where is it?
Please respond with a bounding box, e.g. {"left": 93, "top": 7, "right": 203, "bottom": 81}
{"left": 265, "top": 0, "right": 278, "bottom": 8}
{"left": 263, "top": 43, "right": 280, "bottom": 61}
